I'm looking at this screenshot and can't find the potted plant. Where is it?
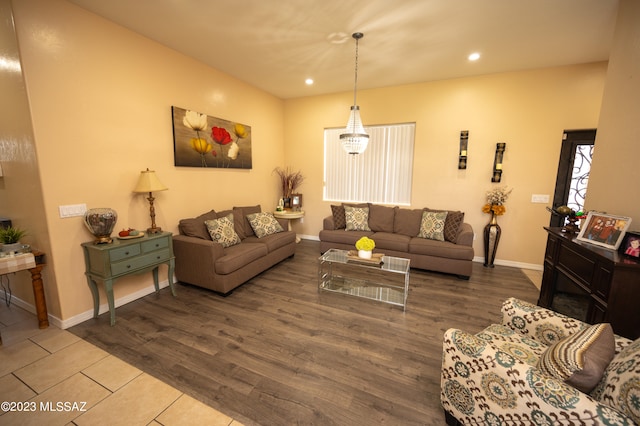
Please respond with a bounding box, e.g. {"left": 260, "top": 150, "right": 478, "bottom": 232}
{"left": 355, "top": 236, "right": 375, "bottom": 259}
{"left": 0, "top": 226, "right": 27, "bottom": 254}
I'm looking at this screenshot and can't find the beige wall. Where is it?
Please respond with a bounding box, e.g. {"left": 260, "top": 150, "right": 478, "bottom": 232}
{"left": 8, "top": 0, "right": 285, "bottom": 326}
{"left": 5, "top": 0, "right": 629, "bottom": 326}
{"left": 0, "top": 0, "right": 54, "bottom": 312}
{"left": 284, "top": 63, "right": 607, "bottom": 266}
{"left": 587, "top": 0, "right": 640, "bottom": 224}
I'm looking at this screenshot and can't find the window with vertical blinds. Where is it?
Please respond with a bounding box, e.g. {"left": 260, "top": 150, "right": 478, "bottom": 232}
{"left": 323, "top": 123, "right": 415, "bottom": 205}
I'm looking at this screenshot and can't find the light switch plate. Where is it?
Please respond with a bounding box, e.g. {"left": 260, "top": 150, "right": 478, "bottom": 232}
{"left": 531, "top": 194, "right": 550, "bottom": 203}
{"left": 59, "top": 203, "right": 87, "bottom": 218}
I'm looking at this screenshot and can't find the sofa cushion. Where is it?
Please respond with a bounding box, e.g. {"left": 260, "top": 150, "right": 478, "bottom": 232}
{"left": 537, "top": 323, "right": 615, "bottom": 393}
{"left": 590, "top": 337, "right": 640, "bottom": 424}
{"left": 370, "top": 232, "right": 410, "bottom": 252}
{"left": 330, "top": 205, "right": 346, "bottom": 230}
{"left": 409, "top": 237, "right": 474, "bottom": 260}
{"left": 243, "top": 230, "right": 296, "bottom": 252}
{"left": 205, "top": 214, "right": 241, "bottom": 248}
{"left": 417, "top": 210, "right": 448, "bottom": 241}
{"left": 368, "top": 204, "right": 396, "bottom": 233}
{"left": 426, "top": 208, "right": 465, "bottom": 243}
{"left": 476, "top": 323, "right": 548, "bottom": 366}
{"left": 318, "top": 229, "right": 374, "bottom": 247}
{"left": 345, "top": 206, "right": 371, "bottom": 231}
{"left": 178, "top": 209, "right": 218, "bottom": 240}
{"left": 214, "top": 242, "right": 268, "bottom": 275}
{"left": 233, "top": 205, "right": 262, "bottom": 239}
{"left": 393, "top": 208, "right": 424, "bottom": 237}
{"left": 246, "top": 212, "right": 284, "bottom": 238}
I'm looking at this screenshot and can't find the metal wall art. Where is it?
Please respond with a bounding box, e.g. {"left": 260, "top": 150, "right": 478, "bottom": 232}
{"left": 458, "top": 130, "right": 469, "bottom": 169}
{"left": 491, "top": 142, "right": 506, "bottom": 182}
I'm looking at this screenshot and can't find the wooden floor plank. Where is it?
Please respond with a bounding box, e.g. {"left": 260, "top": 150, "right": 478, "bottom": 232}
{"left": 70, "top": 239, "right": 539, "bottom": 425}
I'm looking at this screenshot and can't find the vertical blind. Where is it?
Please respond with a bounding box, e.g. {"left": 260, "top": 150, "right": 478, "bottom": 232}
{"left": 323, "top": 123, "right": 415, "bottom": 205}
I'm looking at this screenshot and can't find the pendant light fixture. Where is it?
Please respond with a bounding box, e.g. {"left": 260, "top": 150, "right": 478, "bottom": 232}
{"left": 340, "top": 32, "right": 369, "bottom": 155}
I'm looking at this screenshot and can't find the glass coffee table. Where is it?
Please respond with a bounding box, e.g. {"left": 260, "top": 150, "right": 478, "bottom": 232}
{"left": 318, "top": 249, "right": 410, "bottom": 310}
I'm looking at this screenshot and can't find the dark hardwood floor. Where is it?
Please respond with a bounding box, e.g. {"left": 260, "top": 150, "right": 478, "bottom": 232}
{"left": 69, "top": 240, "right": 539, "bottom": 425}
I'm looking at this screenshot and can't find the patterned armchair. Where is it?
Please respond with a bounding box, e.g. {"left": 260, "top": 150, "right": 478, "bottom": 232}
{"left": 441, "top": 298, "right": 640, "bottom": 425}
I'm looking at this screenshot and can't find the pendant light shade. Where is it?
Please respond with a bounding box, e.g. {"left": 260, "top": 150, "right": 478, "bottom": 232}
{"left": 340, "top": 32, "right": 369, "bottom": 155}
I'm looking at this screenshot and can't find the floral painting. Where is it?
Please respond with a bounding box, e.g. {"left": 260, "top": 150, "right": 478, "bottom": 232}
{"left": 171, "top": 106, "right": 252, "bottom": 169}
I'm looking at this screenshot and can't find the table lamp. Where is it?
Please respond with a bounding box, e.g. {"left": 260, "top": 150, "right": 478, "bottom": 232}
{"left": 133, "top": 168, "right": 168, "bottom": 234}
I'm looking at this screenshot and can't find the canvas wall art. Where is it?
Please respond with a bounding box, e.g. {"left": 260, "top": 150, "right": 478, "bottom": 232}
{"left": 172, "top": 106, "right": 252, "bottom": 169}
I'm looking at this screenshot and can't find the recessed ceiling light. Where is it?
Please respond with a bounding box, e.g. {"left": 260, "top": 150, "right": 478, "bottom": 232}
{"left": 305, "top": 78, "right": 314, "bottom": 85}
{"left": 468, "top": 52, "right": 481, "bottom": 61}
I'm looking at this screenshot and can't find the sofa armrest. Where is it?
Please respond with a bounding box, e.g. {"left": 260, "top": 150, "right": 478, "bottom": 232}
{"left": 323, "top": 215, "right": 335, "bottom": 230}
{"left": 172, "top": 234, "right": 224, "bottom": 278}
{"left": 500, "top": 297, "right": 589, "bottom": 345}
{"left": 501, "top": 298, "right": 633, "bottom": 353}
{"left": 441, "top": 328, "right": 627, "bottom": 424}
{"left": 455, "top": 223, "right": 474, "bottom": 246}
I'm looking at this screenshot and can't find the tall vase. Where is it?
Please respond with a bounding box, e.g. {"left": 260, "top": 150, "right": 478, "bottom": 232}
{"left": 483, "top": 212, "right": 502, "bottom": 268}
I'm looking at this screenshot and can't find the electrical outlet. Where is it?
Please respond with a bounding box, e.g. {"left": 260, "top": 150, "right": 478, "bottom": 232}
{"left": 59, "top": 203, "right": 87, "bottom": 218}
{"left": 531, "top": 194, "right": 550, "bottom": 204}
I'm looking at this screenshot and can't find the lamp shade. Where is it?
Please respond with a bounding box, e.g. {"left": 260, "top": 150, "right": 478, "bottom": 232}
{"left": 133, "top": 169, "right": 168, "bottom": 193}
{"left": 340, "top": 106, "right": 369, "bottom": 155}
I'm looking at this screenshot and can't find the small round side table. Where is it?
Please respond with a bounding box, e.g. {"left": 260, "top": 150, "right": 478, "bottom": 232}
{"left": 273, "top": 210, "right": 305, "bottom": 243}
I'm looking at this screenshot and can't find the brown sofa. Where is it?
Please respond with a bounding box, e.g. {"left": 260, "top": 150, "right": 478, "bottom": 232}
{"left": 173, "top": 205, "right": 296, "bottom": 294}
{"left": 319, "top": 204, "right": 474, "bottom": 278}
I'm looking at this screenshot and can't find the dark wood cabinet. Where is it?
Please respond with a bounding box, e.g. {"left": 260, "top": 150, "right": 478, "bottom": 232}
{"left": 539, "top": 227, "right": 640, "bottom": 340}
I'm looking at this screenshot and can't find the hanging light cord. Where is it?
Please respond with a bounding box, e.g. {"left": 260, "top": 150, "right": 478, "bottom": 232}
{"left": 352, "top": 33, "right": 363, "bottom": 107}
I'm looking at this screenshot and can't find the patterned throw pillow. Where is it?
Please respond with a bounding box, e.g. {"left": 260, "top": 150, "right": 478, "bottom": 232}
{"left": 246, "top": 212, "right": 284, "bottom": 238}
{"left": 426, "top": 208, "right": 464, "bottom": 243}
{"left": 590, "top": 337, "right": 640, "bottom": 424}
{"left": 344, "top": 206, "right": 371, "bottom": 231}
{"left": 204, "top": 214, "right": 241, "bottom": 248}
{"left": 331, "top": 205, "right": 346, "bottom": 229}
{"left": 537, "top": 323, "right": 615, "bottom": 393}
{"left": 417, "top": 211, "right": 448, "bottom": 241}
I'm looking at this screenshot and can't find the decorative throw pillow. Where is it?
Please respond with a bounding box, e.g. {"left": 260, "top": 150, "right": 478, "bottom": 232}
{"left": 417, "top": 211, "right": 448, "bottom": 241}
{"left": 246, "top": 212, "right": 284, "bottom": 238}
{"left": 427, "top": 209, "right": 465, "bottom": 243}
{"left": 537, "top": 323, "right": 615, "bottom": 393}
{"left": 204, "top": 214, "right": 241, "bottom": 248}
{"left": 590, "top": 337, "right": 640, "bottom": 424}
{"left": 331, "top": 205, "right": 346, "bottom": 230}
{"left": 344, "top": 206, "right": 371, "bottom": 231}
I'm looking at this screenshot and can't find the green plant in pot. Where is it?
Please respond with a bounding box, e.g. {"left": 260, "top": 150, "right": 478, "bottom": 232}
{"left": 0, "top": 226, "right": 27, "bottom": 254}
{"left": 355, "top": 236, "right": 375, "bottom": 259}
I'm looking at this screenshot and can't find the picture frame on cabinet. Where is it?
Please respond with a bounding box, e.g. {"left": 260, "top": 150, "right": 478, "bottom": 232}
{"left": 576, "top": 211, "right": 632, "bottom": 250}
{"left": 620, "top": 231, "right": 640, "bottom": 258}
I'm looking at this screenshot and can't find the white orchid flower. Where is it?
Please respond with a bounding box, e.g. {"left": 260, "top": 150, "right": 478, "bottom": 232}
{"left": 183, "top": 110, "right": 207, "bottom": 131}
{"left": 227, "top": 142, "right": 239, "bottom": 160}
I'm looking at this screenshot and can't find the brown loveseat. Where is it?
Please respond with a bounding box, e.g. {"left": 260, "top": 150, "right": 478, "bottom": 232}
{"left": 173, "top": 205, "right": 296, "bottom": 294}
{"left": 319, "top": 203, "right": 474, "bottom": 278}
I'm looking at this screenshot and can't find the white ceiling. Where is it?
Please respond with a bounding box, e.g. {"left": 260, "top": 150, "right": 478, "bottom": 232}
{"left": 68, "top": 0, "right": 619, "bottom": 99}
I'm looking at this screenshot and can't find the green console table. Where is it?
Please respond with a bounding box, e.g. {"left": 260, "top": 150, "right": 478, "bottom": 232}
{"left": 82, "top": 231, "right": 176, "bottom": 326}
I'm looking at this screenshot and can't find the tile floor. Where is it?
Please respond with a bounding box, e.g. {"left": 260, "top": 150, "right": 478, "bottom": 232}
{"left": 0, "top": 302, "right": 243, "bottom": 426}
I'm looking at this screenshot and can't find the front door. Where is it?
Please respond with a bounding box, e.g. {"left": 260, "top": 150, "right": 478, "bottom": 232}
{"left": 549, "top": 129, "right": 596, "bottom": 228}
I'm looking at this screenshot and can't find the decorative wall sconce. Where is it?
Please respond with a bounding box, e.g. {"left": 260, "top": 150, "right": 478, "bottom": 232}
{"left": 458, "top": 130, "right": 469, "bottom": 169}
{"left": 491, "top": 142, "right": 506, "bottom": 182}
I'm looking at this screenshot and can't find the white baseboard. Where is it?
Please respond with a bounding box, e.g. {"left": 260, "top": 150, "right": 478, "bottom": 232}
{"left": 473, "top": 256, "right": 543, "bottom": 271}
{"left": 1, "top": 279, "right": 173, "bottom": 330}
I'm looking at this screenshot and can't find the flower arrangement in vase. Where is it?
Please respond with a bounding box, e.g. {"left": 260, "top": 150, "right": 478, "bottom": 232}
{"left": 482, "top": 185, "right": 513, "bottom": 222}
{"left": 355, "top": 236, "right": 375, "bottom": 259}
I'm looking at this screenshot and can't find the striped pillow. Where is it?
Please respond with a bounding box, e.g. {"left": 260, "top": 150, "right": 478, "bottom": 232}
{"left": 537, "top": 323, "right": 615, "bottom": 393}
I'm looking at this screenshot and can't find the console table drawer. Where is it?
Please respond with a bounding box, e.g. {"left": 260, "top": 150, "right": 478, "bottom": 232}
{"left": 111, "top": 249, "right": 171, "bottom": 275}
{"left": 109, "top": 244, "right": 142, "bottom": 262}
{"left": 142, "top": 237, "right": 169, "bottom": 253}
